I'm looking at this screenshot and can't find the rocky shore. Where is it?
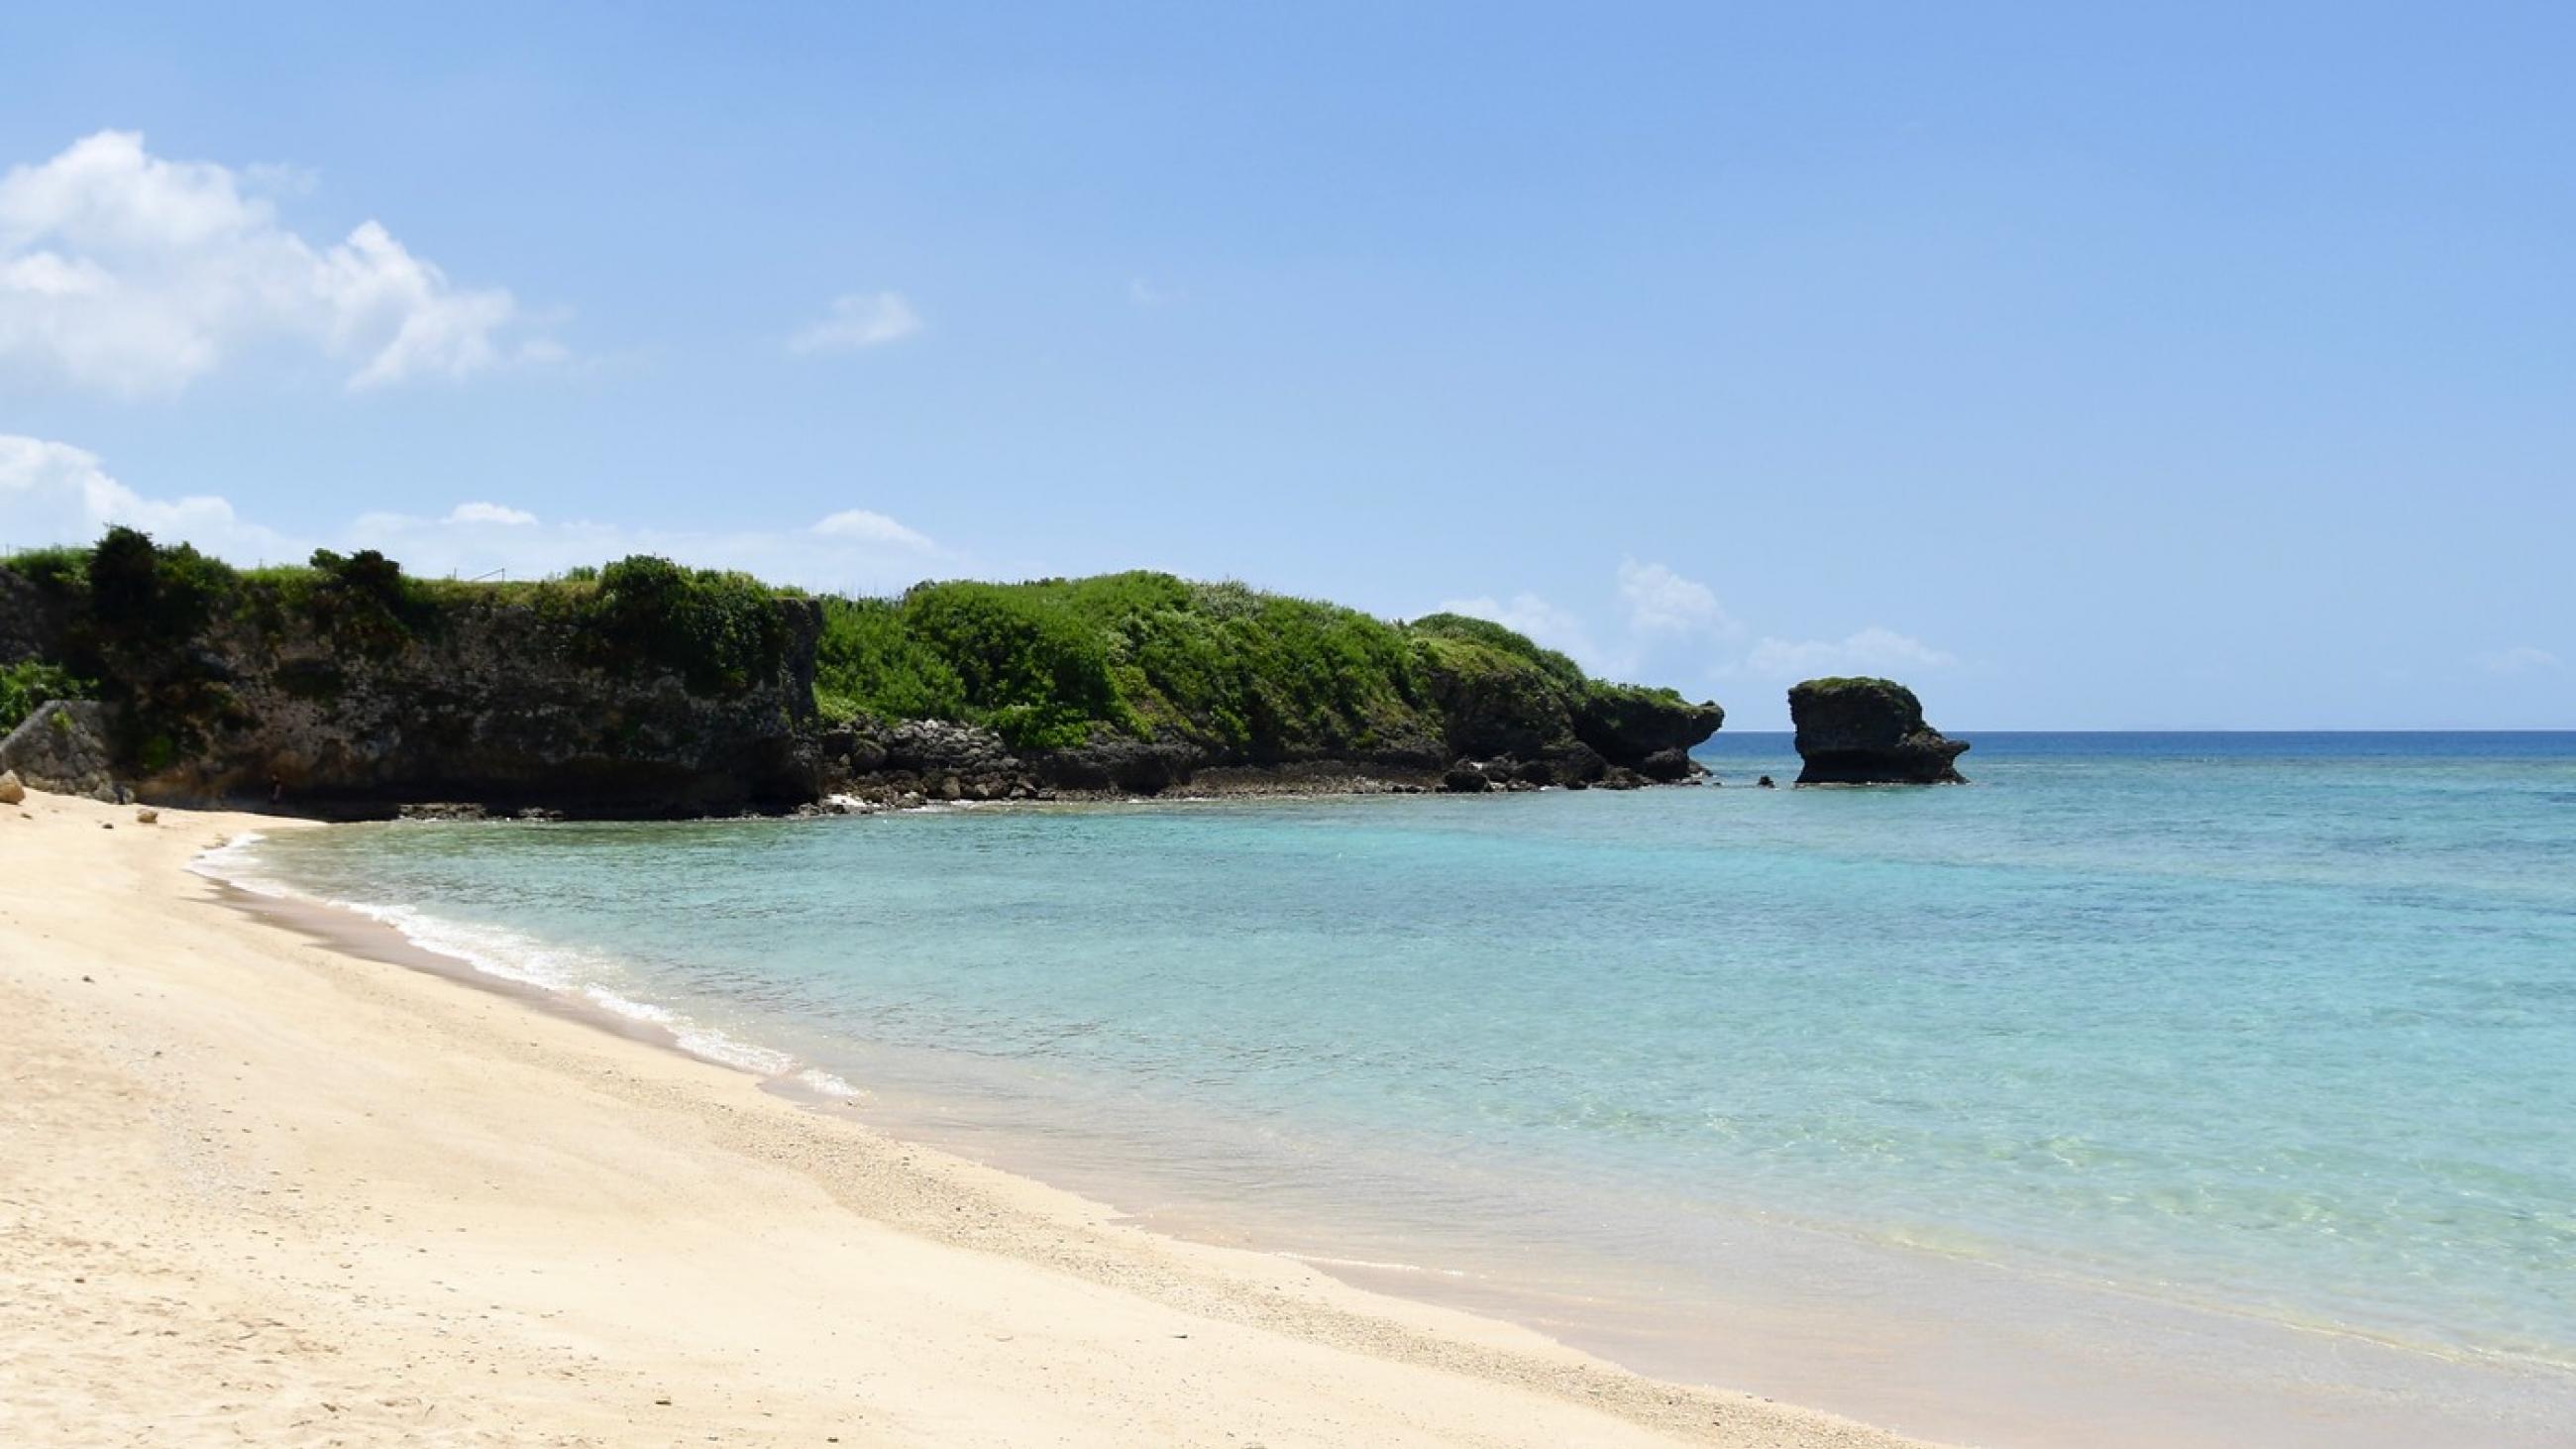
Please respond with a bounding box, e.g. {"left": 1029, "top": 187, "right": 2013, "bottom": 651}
{"left": 0, "top": 542, "right": 1726, "bottom": 820}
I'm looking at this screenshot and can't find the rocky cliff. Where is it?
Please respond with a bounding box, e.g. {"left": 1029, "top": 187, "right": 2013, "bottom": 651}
{"left": 806, "top": 580, "right": 1724, "bottom": 801}
{"left": 155, "top": 594, "right": 823, "bottom": 816}
{"left": 1, "top": 541, "right": 821, "bottom": 817}
{"left": 1787, "top": 677, "right": 1969, "bottom": 784}
{"left": 0, "top": 537, "right": 1726, "bottom": 816}
{"left": 0, "top": 566, "right": 64, "bottom": 665}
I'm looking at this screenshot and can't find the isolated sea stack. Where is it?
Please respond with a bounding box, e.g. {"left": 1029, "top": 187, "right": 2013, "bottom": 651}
{"left": 1787, "top": 677, "right": 1970, "bottom": 784}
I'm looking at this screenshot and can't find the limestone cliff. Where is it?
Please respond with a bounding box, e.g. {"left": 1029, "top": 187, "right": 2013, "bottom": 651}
{"left": 0, "top": 537, "right": 1726, "bottom": 816}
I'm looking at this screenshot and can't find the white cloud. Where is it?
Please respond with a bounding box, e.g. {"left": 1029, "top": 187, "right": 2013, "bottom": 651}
{"left": 1433, "top": 592, "right": 1602, "bottom": 666}
{"left": 789, "top": 291, "right": 921, "bottom": 354}
{"left": 812, "top": 506, "right": 933, "bottom": 552}
{"left": 1, "top": 434, "right": 942, "bottom": 595}
{"left": 2475, "top": 645, "right": 2562, "bottom": 675}
{"left": 0, "top": 433, "right": 296, "bottom": 561}
{"left": 1743, "top": 626, "right": 1955, "bottom": 678}
{"left": 1617, "top": 558, "right": 1737, "bottom": 636}
{"left": 1127, "top": 278, "right": 1179, "bottom": 307}
{"left": 0, "top": 130, "right": 550, "bottom": 395}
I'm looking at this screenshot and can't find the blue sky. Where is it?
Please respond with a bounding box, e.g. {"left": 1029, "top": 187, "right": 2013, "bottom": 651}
{"left": 2, "top": 4, "right": 2568, "bottom": 728}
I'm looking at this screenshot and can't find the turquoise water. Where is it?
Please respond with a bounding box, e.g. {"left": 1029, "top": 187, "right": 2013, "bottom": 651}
{"left": 226, "top": 733, "right": 2576, "bottom": 1433}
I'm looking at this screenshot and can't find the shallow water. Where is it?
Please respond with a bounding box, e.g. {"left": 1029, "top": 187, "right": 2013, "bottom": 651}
{"left": 229, "top": 733, "right": 2576, "bottom": 1445}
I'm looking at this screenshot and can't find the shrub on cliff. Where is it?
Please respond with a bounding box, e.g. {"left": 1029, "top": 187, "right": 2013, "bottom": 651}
{"left": 0, "top": 660, "right": 93, "bottom": 734}
{"left": 807, "top": 572, "right": 1717, "bottom": 766}
{"left": 86, "top": 526, "right": 239, "bottom": 654}
{"left": 814, "top": 571, "right": 1428, "bottom": 755}
{"left": 1406, "top": 613, "right": 1586, "bottom": 690}
{"left": 897, "top": 582, "right": 1132, "bottom": 748}
{"left": 1, "top": 544, "right": 89, "bottom": 595}
{"left": 300, "top": 548, "right": 433, "bottom": 657}
{"left": 587, "top": 556, "right": 791, "bottom": 697}
{"left": 813, "top": 597, "right": 970, "bottom": 725}
{"left": 1048, "top": 575, "right": 1421, "bottom": 757}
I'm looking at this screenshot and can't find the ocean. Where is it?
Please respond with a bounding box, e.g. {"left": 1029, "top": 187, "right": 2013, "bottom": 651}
{"left": 208, "top": 732, "right": 2576, "bottom": 1446}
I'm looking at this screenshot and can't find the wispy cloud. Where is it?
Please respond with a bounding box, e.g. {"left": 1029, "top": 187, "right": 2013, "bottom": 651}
{"left": 1742, "top": 626, "right": 1955, "bottom": 678}
{"left": 2475, "top": 644, "right": 2562, "bottom": 675}
{"left": 1, "top": 433, "right": 941, "bottom": 594}
{"left": 0, "top": 130, "right": 553, "bottom": 396}
{"left": 788, "top": 291, "right": 921, "bottom": 354}
{"left": 1127, "top": 277, "right": 1180, "bottom": 307}
{"left": 1433, "top": 592, "right": 1603, "bottom": 666}
{"left": 811, "top": 506, "right": 934, "bottom": 552}
{"left": 1428, "top": 561, "right": 1953, "bottom": 695}
{"left": 1617, "top": 558, "right": 1738, "bottom": 636}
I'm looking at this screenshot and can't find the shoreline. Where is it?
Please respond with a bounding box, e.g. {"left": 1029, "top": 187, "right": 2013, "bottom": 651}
{"left": 163, "top": 760, "right": 1711, "bottom": 825}
{"left": 181, "top": 799, "right": 2576, "bottom": 1443}
{"left": 186, "top": 799, "right": 2576, "bottom": 1449}
{"left": 0, "top": 789, "right": 1920, "bottom": 1447}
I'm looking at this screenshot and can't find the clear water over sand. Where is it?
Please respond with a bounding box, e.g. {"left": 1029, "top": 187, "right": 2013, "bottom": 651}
{"left": 233, "top": 733, "right": 2576, "bottom": 1445}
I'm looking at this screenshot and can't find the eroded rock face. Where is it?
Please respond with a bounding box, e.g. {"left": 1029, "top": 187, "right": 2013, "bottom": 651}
{"left": 0, "top": 568, "right": 64, "bottom": 666}
{"left": 1573, "top": 689, "right": 1723, "bottom": 764}
{"left": 128, "top": 599, "right": 823, "bottom": 817}
{"left": 0, "top": 701, "right": 120, "bottom": 801}
{"left": 1787, "top": 677, "right": 1969, "bottom": 785}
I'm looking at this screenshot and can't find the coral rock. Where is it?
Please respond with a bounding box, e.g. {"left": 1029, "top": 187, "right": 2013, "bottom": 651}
{"left": 1787, "top": 678, "right": 1970, "bottom": 785}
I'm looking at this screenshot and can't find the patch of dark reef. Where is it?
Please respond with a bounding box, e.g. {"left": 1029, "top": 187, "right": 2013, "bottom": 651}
{"left": 0, "top": 532, "right": 1724, "bottom": 818}
{"left": 1787, "top": 676, "right": 1970, "bottom": 785}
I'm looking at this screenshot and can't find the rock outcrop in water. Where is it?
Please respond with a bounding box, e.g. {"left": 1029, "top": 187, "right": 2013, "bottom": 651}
{"left": 1787, "top": 677, "right": 1970, "bottom": 785}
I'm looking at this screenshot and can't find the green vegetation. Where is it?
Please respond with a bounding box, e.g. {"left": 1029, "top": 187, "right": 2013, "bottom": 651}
{"left": 813, "top": 597, "right": 968, "bottom": 724}
{"left": 4, "top": 531, "right": 1713, "bottom": 766}
{"left": 0, "top": 659, "right": 93, "bottom": 734}
{"left": 586, "top": 555, "right": 789, "bottom": 697}
{"left": 1, "top": 544, "right": 88, "bottom": 594}
{"left": 1407, "top": 612, "right": 1586, "bottom": 689}
{"left": 806, "top": 570, "right": 1694, "bottom": 758}
{"left": 1786, "top": 675, "right": 1922, "bottom": 712}
{"left": 812, "top": 572, "right": 1430, "bottom": 753}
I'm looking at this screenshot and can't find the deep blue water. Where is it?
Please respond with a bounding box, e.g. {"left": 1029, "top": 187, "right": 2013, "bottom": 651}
{"left": 227, "top": 732, "right": 2576, "bottom": 1401}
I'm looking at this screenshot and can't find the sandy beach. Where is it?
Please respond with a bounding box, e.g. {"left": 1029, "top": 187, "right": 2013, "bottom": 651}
{"left": 0, "top": 790, "right": 1930, "bottom": 1448}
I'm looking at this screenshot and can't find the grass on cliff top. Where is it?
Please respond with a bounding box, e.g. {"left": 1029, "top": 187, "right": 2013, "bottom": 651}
{"left": 1787, "top": 675, "right": 1920, "bottom": 707}
{"left": 813, "top": 572, "right": 1692, "bottom": 757}
{"left": 816, "top": 572, "right": 1427, "bottom": 754}
{"left": 8, "top": 532, "right": 1698, "bottom": 756}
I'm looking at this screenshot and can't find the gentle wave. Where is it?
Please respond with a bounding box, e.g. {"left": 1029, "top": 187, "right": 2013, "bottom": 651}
{"left": 190, "top": 833, "right": 860, "bottom": 1099}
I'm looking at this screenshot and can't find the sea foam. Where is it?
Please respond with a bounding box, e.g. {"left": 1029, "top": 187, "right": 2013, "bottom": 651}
{"left": 189, "top": 833, "right": 860, "bottom": 1100}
